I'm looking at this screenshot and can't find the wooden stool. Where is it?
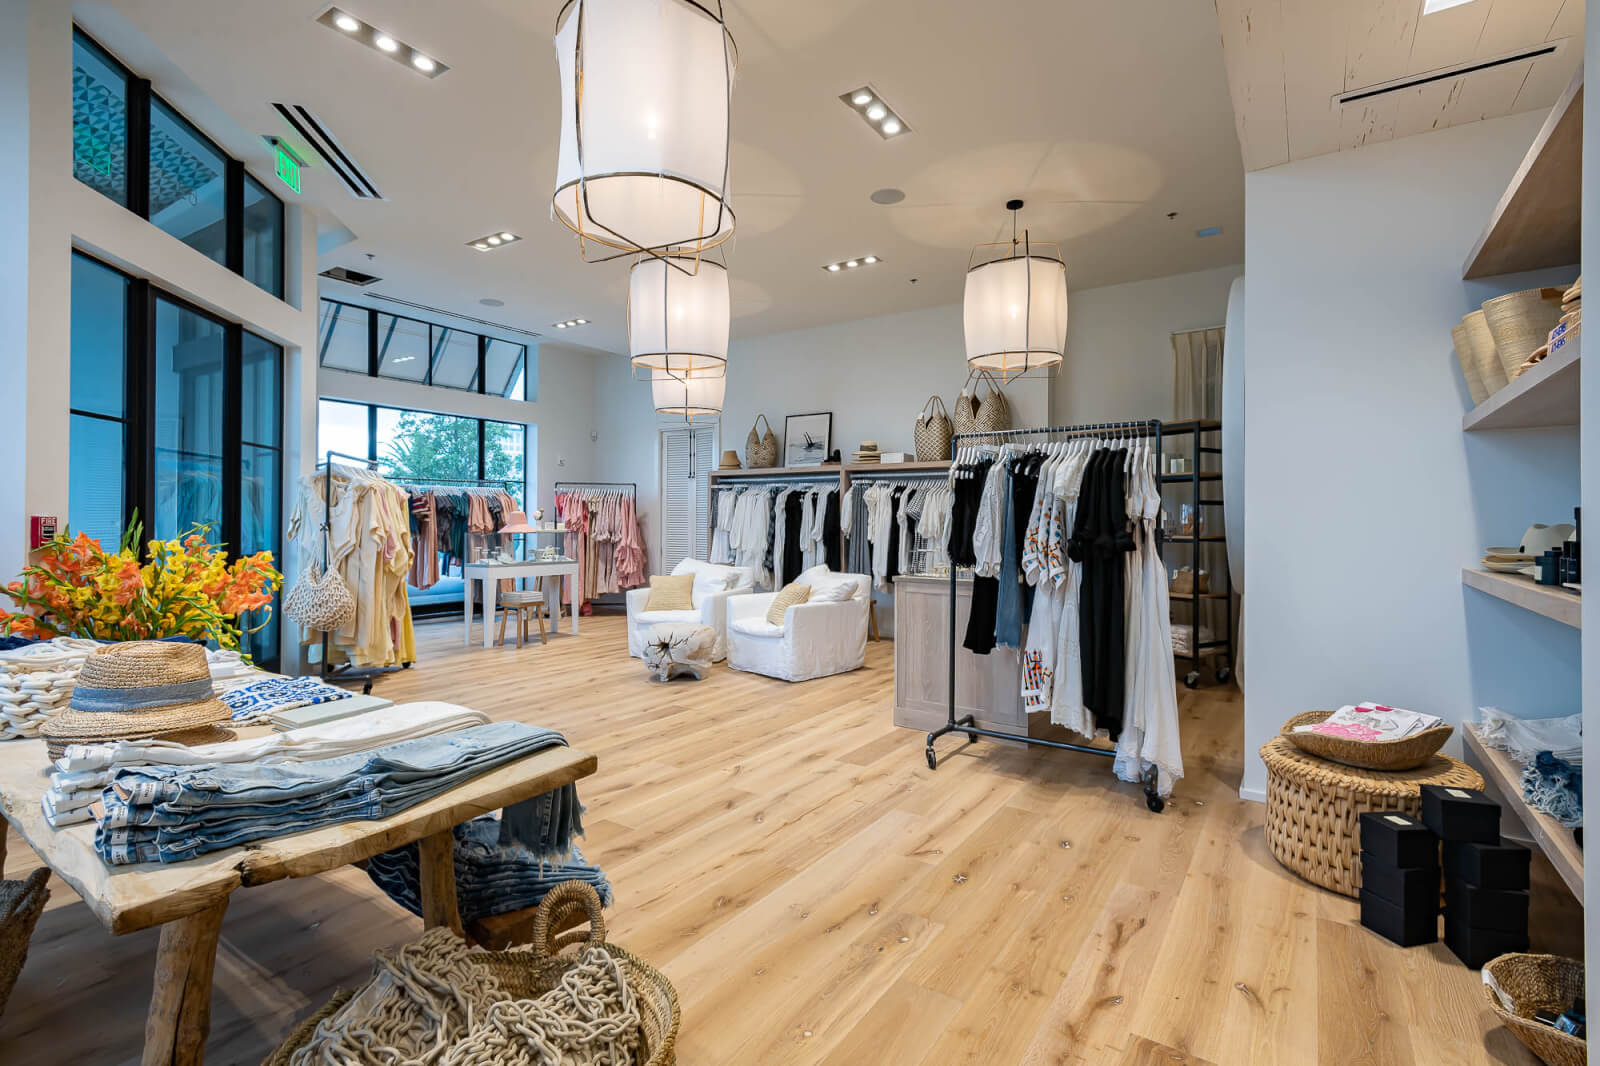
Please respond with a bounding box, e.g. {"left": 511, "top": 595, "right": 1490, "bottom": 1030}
{"left": 496, "top": 590, "right": 548, "bottom": 648}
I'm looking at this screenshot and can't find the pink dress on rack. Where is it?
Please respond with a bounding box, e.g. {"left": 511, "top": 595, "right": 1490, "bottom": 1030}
{"left": 556, "top": 493, "right": 592, "bottom": 616}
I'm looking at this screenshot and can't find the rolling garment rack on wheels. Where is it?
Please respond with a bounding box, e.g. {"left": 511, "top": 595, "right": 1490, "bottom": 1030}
{"left": 315, "top": 451, "right": 414, "bottom": 694}
{"left": 925, "top": 419, "right": 1168, "bottom": 812}
{"left": 1158, "top": 420, "right": 1232, "bottom": 688}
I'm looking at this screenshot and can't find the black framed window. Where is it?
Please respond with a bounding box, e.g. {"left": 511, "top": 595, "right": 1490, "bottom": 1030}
{"left": 67, "top": 250, "right": 284, "bottom": 669}
{"left": 71, "top": 27, "right": 286, "bottom": 301}
{"left": 318, "top": 298, "right": 534, "bottom": 400}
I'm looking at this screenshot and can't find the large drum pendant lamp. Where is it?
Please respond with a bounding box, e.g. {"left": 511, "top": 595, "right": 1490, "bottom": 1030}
{"left": 652, "top": 368, "right": 725, "bottom": 420}
{"left": 552, "top": 0, "right": 737, "bottom": 261}
{"left": 963, "top": 199, "right": 1068, "bottom": 382}
{"left": 628, "top": 256, "right": 729, "bottom": 374}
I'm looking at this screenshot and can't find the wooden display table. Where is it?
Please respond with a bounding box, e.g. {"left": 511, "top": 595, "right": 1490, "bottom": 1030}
{"left": 1259, "top": 736, "right": 1483, "bottom": 898}
{"left": 0, "top": 732, "right": 595, "bottom": 1065}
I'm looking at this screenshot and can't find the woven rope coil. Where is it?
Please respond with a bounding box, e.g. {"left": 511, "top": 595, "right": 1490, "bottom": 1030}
{"left": 1260, "top": 736, "right": 1483, "bottom": 898}
{"left": 1482, "top": 954, "right": 1587, "bottom": 1066}
{"left": 0, "top": 868, "right": 50, "bottom": 1019}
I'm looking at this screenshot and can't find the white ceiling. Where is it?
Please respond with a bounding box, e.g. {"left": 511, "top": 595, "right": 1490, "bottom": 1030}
{"left": 81, "top": 0, "right": 1246, "bottom": 355}
{"left": 1215, "top": 0, "right": 1584, "bottom": 172}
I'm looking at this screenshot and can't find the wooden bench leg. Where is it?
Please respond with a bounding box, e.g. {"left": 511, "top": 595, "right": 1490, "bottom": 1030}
{"left": 142, "top": 898, "right": 229, "bottom": 1066}
{"left": 418, "top": 829, "right": 463, "bottom": 937}
{"left": 868, "top": 603, "right": 880, "bottom": 642}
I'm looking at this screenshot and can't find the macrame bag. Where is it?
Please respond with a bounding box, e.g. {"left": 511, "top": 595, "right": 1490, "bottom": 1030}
{"left": 745, "top": 414, "right": 778, "bottom": 469}
{"left": 914, "top": 395, "right": 953, "bottom": 461}
{"left": 284, "top": 563, "right": 357, "bottom": 633}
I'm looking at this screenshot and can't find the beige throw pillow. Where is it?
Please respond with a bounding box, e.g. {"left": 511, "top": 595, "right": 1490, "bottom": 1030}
{"left": 766, "top": 582, "right": 812, "bottom": 626}
{"left": 644, "top": 572, "right": 696, "bottom": 612}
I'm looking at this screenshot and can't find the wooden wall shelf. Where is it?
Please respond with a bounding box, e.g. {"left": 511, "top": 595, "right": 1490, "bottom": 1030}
{"left": 1462, "top": 726, "right": 1583, "bottom": 900}
{"left": 1462, "top": 67, "right": 1583, "bottom": 280}
{"left": 1462, "top": 569, "right": 1580, "bottom": 629}
{"left": 1461, "top": 337, "right": 1580, "bottom": 431}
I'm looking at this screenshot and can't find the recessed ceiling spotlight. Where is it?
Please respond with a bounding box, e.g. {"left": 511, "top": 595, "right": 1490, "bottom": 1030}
{"left": 839, "top": 84, "right": 911, "bottom": 139}
{"left": 467, "top": 231, "right": 522, "bottom": 251}
{"left": 316, "top": 9, "right": 450, "bottom": 77}
{"left": 822, "top": 256, "right": 883, "bottom": 273}
{"left": 551, "top": 318, "right": 589, "bottom": 328}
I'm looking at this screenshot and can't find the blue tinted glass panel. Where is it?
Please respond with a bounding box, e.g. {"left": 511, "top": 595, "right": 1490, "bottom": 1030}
{"left": 318, "top": 301, "right": 369, "bottom": 372}
{"left": 485, "top": 420, "right": 525, "bottom": 504}
{"left": 429, "top": 328, "right": 479, "bottom": 390}
{"left": 70, "top": 254, "right": 127, "bottom": 418}
{"left": 148, "top": 99, "right": 227, "bottom": 264}
{"left": 241, "top": 443, "right": 280, "bottom": 666}
{"left": 152, "top": 297, "right": 226, "bottom": 542}
{"left": 377, "top": 314, "right": 430, "bottom": 382}
{"left": 484, "top": 339, "right": 525, "bottom": 398}
{"left": 241, "top": 330, "right": 282, "bottom": 446}
{"left": 68, "top": 414, "right": 124, "bottom": 547}
{"left": 73, "top": 32, "right": 128, "bottom": 205}
{"left": 242, "top": 175, "right": 284, "bottom": 298}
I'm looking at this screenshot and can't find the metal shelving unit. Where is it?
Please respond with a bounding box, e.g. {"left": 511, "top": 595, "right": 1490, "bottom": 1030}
{"left": 1161, "top": 420, "right": 1232, "bottom": 688}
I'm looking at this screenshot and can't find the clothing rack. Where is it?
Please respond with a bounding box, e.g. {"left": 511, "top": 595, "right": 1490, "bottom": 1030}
{"left": 927, "top": 418, "right": 1168, "bottom": 813}
{"left": 315, "top": 451, "right": 412, "bottom": 692}
{"left": 554, "top": 481, "right": 636, "bottom": 497}
{"left": 400, "top": 476, "right": 522, "bottom": 489}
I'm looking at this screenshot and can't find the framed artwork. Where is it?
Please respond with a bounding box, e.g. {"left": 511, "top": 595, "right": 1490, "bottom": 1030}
{"left": 784, "top": 412, "right": 832, "bottom": 467}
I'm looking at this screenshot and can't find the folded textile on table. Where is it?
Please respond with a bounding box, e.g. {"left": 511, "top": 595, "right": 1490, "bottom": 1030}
{"left": 219, "top": 675, "right": 353, "bottom": 726}
{"left": 1477, "top": 706, "right": 1583, "bottom": 764}
{"left": 94, "top": 721, "right": 578, "bottom": 866}
{"left": 1292, "top": 702, "right": 1443, "bottom": 741}
{"left": 1170, "top": 624, "right": 1213, "bottom": 656}
{"left": 1522, "top": 751, "right": 1583, "bottom": 828}
{"left": 41, "top": 789, "right": 94, "bottom": 827}
{"left": 366, "top": 814, "right": 609, "bottom": 923}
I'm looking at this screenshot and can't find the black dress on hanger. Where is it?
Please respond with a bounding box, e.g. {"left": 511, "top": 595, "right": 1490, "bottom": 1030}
{"left": 1068, "top": 447, "right": 1134, "bottom": 738}
{"left": 822, "top": 490, "right": 842, "bottom": 571}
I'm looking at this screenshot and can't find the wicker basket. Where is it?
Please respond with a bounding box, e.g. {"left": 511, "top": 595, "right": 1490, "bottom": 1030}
{"left": 1451, "top": 322, "right": 1489, "bottom": 405}
{"left": 1463, "top": 311, "right": 1508, "bottom": 394}
{"left": 1484, "top": 288, "right": 1565, "bottom": 381}
{"left": 1281, "top": 710, "right": 1452, "bottom": 771}
{"left": 1482, "top": 954, "right": 1587, "bottom": 1066}
{"left": 260, "top": 989, "right": 355, "bottom": 1066}
{"left": 914, "top": 395, "right": 953, "bottom": 461}
{"left": 745, "top": 415, "right": 778, "bottom": 469}
{"left": 0, "top": 868, "right": 50, "bottom": 1019}
{"left": 952, "top": 391, "right": 980, "bottom": 439}
{"left": 1260, "top": 736, "right": 1483, "bottom": 897}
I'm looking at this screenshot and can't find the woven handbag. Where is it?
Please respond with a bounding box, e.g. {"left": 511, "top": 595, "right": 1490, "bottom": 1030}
{"left": 914, "top": 395, "right": 953, "bottom": 461}
{"left": 951, "top": 391, "right": 980, "bottom": 439}
{"left": 745, "top": 414, "right": 778, "bottom": 469}
{"left": 283, "top": 563, "right": 357, "bottom": 633}
{"left": 974, "top": 373, "right": 1012, "bottom": 438}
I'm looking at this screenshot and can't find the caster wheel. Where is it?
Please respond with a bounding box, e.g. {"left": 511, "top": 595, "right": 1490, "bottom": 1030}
{"left": 1184, "top": 671, "right": 1200, "bottom": 689}
{"left": 925, "top": 749, "right": 938, "bottom": 771}
{"left": 1216, "top": 665, "right": 1232, "bottom": 684}
{"left": 362, "top": 680, "right": 374, "bottom": 696}
{"left": 966, "top": 731, "right": 979, "bottom": 744}
{"left": 1146, "top": 793, "right": 1165, "bottom": 813}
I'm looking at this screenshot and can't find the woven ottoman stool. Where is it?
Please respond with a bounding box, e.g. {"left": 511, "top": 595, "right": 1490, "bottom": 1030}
{"left": 1259, "top": 736, "right": 1484, "bottom": 898}
{"left": 642, "top": 623, "right": 716, "bottom": 682}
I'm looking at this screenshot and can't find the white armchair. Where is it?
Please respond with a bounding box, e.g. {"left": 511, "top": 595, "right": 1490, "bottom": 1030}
{"left": 626, "top": 558, "right": 756, "bottom": 662}
{"left": 725, "top": 569, "right": 870, "bottom": 682}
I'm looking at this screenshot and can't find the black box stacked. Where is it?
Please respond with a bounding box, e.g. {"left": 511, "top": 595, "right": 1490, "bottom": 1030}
{"left": 1358, "top": 810, "right": 1439, "bottom": 946}
{"left": 1421, "top": 784, "right": 1532, "bottom": 968}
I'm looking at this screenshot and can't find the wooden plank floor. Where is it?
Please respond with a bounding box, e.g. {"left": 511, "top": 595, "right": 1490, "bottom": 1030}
{"left": 0, "top": 612, "right": 1581, "bottom": 1064}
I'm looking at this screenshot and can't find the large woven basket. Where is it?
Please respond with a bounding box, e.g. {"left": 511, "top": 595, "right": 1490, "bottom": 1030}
{"left": 1482, "top": 954, "right": 1587, "bottom": 1066}
{"left": 1451, "top": 322, "right": 1489, "bottom": 405}
{"left": 1484, "top": 287, "right": 1565, "bottom": 381}
{"left": 973, "top": 375, "right": 1012, "bottom": 440}
{"left": 1463, "top": 310, "right": 1508, "bottom": 394}
{"left": 0, "top": 868, "right": 50, "bottom": 1019}
{"left": 260, "top": 989, "right": 355, "bottom": 1066}
{"left": 1260, "top": 736, "right": 1483, "bottom": 897}
{"left": 914, "top": 395, "right": 953, "bottom": 461}
{"left": 745, "top": 414, "right": 778, "bottom": 469}
{"left": 1281, "top": 710, "right": 1452, "bottom": 771}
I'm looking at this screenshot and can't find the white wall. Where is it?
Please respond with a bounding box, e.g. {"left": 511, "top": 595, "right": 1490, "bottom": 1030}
{"left": 1053, "top": 264, "right": 1242, "bottom": 424}
{"left": 1242, "top": 111, "right": 1581, "bottom": 801}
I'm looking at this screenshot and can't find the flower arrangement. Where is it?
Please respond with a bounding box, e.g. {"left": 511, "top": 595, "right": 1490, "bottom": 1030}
{"left": 0, "top": 519, "right": 282, "bottom": 654}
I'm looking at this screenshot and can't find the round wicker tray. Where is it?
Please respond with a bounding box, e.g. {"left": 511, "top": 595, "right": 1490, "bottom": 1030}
{"left": 1260, "top": 736, "right": 1483, "bottom": 897}
{"left": 1281, "top": 710, "right": 1452, "bottom": 771}
{"left": 1482, "top": 953, "right": 1586, "bottom": 1066}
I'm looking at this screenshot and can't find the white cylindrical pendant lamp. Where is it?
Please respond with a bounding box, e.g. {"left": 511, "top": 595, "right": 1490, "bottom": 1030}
{"left": 552, "top": 0, "right": 737, "bottom": 259}
{"left": 963, "top": 253, "right": 1068, "bottom": 376}
{"left": 628, "top": 257, "right": 729, "bottom": 373}
{"left": 651, "top": 368, "right": 725, "bottom": 418}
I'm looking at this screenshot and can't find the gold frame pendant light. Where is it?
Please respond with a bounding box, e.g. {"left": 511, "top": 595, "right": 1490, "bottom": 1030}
{"left": 631, "top": 253, "right": 730, "bottom": 420}
{"left": 963, "top": 199, "right": 1068, "bottom": 383}
{"left": 650, "top": 367, "right": 726, "bottom": 420}
{"left": 551, "top": 0, "right": 738, "bottom": 264}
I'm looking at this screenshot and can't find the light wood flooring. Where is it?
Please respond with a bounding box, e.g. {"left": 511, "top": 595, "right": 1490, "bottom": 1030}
{"left": 0, "top": 612, "right": 1583, "bottom": 1065}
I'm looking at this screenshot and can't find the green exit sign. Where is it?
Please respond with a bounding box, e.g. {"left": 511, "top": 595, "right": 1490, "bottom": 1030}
{"left": 274, "top": 144, "right": 302, "bottom": 194}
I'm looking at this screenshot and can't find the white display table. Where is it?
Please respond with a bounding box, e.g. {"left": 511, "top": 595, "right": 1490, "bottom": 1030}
{"left": 461, "top": 559, "right": 580, "bottom": 648}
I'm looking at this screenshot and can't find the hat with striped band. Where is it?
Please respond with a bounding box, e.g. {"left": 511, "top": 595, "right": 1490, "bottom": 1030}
{"left": 39, "top": 641, "right": 231, "bottom": 749}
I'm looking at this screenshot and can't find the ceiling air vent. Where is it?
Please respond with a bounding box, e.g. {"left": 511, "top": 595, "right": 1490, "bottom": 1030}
{"left": 271, "top": 102, "right": 384, "bottom": 199}
{"left": 1336, "top": 40, "right": 1567, "bottom": 106}
{"left": 320, "top": 266, "right": 383, "bottom": 286}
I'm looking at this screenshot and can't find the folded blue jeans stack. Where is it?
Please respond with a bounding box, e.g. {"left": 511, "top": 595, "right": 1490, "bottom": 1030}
{"left": 94, "top": 722, "right": 579, "bottom": 866}
{"left": 365, "top": 813, "right": 611, "bottom": 922}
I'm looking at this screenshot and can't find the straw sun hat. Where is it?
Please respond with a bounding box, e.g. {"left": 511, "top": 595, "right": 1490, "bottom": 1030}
{"left": 40, "top": 641, "right": 232, "bottom": 755}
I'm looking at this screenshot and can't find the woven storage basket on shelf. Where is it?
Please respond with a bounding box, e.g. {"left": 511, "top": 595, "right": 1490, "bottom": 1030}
{"left": 1260, "top": 735, "right": 1483, "bottom": 898}
{"left": 1463, "top": 310, "right": 1509, "bottom": 394}
{"left": 1451, "top": 322, "right": 1489, "bottom": 405}
{"left": 914, "top": 395, "right": 953, "bottom": 461}
{"left": 745, "top": 414, "right": 778, "bottom": 469}
{"left": 1281, "top": 710, "right": 1453, "bottom": 771}
{"left": 952, "top": 391, "right": 980, "bottom": 438}
{"left": 0, "top": 868, "right": 50, "bottom": 1019}
{"left": 1482, "top": 954, "right": 1587, "bottom": 1066}
{"left": 1484, "top": 287, "right": 1565, "bottom": 381}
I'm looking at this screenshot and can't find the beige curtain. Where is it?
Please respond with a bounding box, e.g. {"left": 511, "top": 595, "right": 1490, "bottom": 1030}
{"left": 1172, "top": 326, "right": 1225, "bottom": 421}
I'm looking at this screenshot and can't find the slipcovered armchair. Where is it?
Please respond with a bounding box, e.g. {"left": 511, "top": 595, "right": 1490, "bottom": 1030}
{"left": 725, "top": 568, "right": 870, "bottom": 682}
{"left": 626, "top": 558, "right": 756, "bottom": 663}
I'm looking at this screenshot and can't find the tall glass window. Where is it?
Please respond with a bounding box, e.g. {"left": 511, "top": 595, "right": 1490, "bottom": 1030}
{"left": 148, "top": 100, "right": 228, "bottom": 266}
{"left": 376, "top": 409, "right": 481, "bottom": 481}
{"left": 241, "top": 331, "right": 283, "bottom": 664}
{"left": 317, "top": 399, "right": 372, "bottom": 461}
{"left": 429, "top": 328, "right": 480, "bottom": 390}
{"left": 377, "top": 314, "right": 430, "bottom": 382}
{"left": 68, "top": 254, "right": 128, "bottom": 546}
{"left": 318, "top": 301, "right": 369, "bottom": 373}
{"left": 242, "top": 175, "right": 284, "bottom": 298}
{"left": 485, "top": 420, "right": 527, "bottom": 505}
{"left": 72, "top": 31, "right": 129, "bottom": 206}
{"left": 152, "top": 296, "right": 226, "bottom": 542}
{"left": 484, "top": 339, "right": 526, "bottom": 399}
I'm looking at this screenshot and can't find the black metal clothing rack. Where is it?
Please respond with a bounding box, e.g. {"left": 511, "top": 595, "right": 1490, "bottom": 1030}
{"left": 1159, "top": 420, "right": 1232, "bottom": 688}
{"left": 554, "top": 481, "right": 637, "bottom": 497}
{"left": 926, "top": 419, "right": 1167, "bottom": 813}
